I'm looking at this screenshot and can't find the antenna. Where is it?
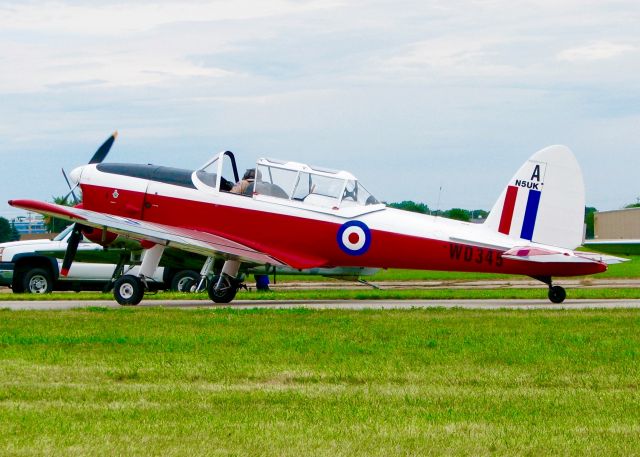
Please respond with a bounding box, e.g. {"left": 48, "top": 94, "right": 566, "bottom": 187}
{"left": 434, "top": 185, "right": 443, "bottom": 217}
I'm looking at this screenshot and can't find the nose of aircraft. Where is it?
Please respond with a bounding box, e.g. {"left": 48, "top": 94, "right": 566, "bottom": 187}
{"left": 69, "top": 166, "right": 84, "bottom": 185}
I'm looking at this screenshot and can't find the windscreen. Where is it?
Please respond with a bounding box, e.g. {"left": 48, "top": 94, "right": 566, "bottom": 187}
{"left": 195, "top": 157, "right": 219, "bottom": 188}
{"left": 255, "top": 164, "right": 297, "bottom": 199}
{"left": 342, "top": 180, "right": 379, "bottom": 206}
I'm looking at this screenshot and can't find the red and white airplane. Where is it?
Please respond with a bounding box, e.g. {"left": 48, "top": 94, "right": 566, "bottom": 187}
{"left": 9, "top": 133, "right": 623, "bottom": 305}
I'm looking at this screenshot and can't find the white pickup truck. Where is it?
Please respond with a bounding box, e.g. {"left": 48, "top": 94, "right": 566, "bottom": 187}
{"left": 0, "top": 225, "right": 200, "bottom": 293}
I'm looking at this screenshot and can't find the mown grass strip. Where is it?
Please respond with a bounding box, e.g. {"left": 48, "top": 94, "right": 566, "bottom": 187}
{"left": 1, "top": 308, "right": 639, "bottom": 456}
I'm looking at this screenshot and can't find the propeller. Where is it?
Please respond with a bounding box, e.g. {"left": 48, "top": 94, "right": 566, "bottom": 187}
{"left": 60, "top": 131, "right": 118, "bottom": 275}
{"left": 89, "top": 130, "right": 118, "bottom": 164}
{"left": 60, "top": 224, "right": 84, "bottom": 277}
{"left": 61, "top": 168, "right": 80, "bottom": 205}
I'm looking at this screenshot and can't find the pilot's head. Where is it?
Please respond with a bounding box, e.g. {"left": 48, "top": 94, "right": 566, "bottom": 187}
{"left": 243, "top": 168, "right": 255, "bottom": 180}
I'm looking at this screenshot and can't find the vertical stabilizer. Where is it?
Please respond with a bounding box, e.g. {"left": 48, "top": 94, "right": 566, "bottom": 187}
{"left": 484, "top": 145, "right": 585, "bottom": 249}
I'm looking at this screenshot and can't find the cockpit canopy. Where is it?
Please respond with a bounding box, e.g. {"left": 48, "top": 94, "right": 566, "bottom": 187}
{"left": 192, "top": 152, "right": 380, "bottom": 210}
{"left": 254, "top": 158, "right": 379, "bottom": 208}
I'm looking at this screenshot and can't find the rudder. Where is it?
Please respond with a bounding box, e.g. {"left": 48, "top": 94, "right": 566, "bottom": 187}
{"left": 484, "top": 145, "right": 585, "bottom": 249}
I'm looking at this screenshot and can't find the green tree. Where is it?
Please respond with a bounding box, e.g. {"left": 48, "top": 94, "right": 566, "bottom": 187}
{"left": 0, "top": 217, "right": 12, "bottom": 242}
{"left": 584, "top": 207, "right": 597, "bottom": 239}
{"left": 44, "top": 196, "right": 74, "bottom": 233}
{"left": 387, "top": 200, "right": 430, "bottom": 214}
{"left": 444, "top": 208, "right": 471, "bottom": 222}
{"left": 10, "top": 221, "right": 20, "bottom": 241}
{"left": 625, "top": 203, "right": 640, "bottom": 208}
{"left": 470, "top": 209, "right": 489, "bottom": 220}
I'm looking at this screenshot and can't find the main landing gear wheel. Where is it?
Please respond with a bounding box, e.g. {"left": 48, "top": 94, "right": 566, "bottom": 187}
{"left": 548, "top": 285, "right": 567, "bottom": 304}
{"left": 208, "top": 274, "right": 238, "bottom": 303}
{"left": 114, "top": 275, "right": 145, "bottom": 306}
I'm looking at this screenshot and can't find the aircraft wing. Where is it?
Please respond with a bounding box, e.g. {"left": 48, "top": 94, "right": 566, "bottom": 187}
{"left": 8, "top": 199, "right": 286, "bottom": 267}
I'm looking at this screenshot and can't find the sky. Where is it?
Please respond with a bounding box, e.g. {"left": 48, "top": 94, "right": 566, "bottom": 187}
{"left": 1, "top": 0, "right": 639, "bottom": 220}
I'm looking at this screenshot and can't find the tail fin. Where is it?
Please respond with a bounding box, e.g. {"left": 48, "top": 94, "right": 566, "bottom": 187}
{"left": 484, "top": 145, "right": 585, "bottom": 250}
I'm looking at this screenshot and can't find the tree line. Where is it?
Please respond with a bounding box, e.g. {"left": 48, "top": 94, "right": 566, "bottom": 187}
{"left": 389, "top": 201, "right": 600, "bottom": 239}
{"left": 387, "top": 201, "right": 488, "bottom": 222}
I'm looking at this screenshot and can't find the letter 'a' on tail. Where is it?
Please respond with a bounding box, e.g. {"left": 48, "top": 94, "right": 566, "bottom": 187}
{"left": 484, "top": 145, "right": 585, "bottom": 250}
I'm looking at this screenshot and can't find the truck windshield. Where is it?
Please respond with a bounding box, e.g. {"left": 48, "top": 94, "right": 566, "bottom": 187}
{"left": 53, "top": 225, "right": 74, "bottom": 241}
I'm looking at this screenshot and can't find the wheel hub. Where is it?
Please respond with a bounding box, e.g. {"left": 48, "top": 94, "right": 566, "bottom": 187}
{"left": 119, "top": 283, "right": 134, "bottom": 299}
{"left": 29, "top": 275, "right": 48, "bottom": 293}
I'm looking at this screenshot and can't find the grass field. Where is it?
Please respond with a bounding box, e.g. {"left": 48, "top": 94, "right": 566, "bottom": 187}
{"left": 2, "top": 287, "right": 640, "bottom": 302}
{"left": 2, "top": 308, "right": 640, "bottom": 455}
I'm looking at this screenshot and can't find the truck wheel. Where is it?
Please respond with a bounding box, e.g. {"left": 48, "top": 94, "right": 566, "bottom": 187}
{"left": 113, "top": 275, "right": 144, "bottom": 306}
{"left": 23, "top": 268, "right": 53, "bottom": 294}
{"left": 171, "top": 270, "right": 200, "bottom": 292}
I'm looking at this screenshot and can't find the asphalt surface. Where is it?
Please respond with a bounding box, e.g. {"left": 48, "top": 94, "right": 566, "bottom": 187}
{"left": 3, "top": 298, "right": 640, "bottom": 311}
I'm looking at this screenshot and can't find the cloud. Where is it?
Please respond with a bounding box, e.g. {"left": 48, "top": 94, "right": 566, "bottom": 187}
{"left": 0, "top": 39, "right": 234, "bottom": 92}
{"left": 0, "top": 0, "right": 344, "bottom": 92}
{"left": 0, "top": 0, "right": 343, "bottom": 35}
{"left": 374, "top": 36, "right": 524, "bottom": 82}
{"left": 1, "top": 0, "right": 640, "bottom": 213}
{"left": 557, "top": 41, "right": 637, "bottom": 62}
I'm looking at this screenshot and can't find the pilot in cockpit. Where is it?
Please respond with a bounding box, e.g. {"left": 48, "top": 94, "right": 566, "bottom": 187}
{"left": 231, "top": 168, "right": 256, "bottom": 196}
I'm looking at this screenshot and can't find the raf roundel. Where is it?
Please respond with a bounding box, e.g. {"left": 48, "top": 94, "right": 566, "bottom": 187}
{"left": 337, "top": 221, "right": 371, "bottom": 256}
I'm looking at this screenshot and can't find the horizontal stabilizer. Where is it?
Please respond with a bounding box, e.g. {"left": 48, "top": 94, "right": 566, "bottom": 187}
{"left": 574, "top": 251, "right": 629, "bottom": 265}
{"left": 503, "top": 246, "right": 626, "bottom": 265}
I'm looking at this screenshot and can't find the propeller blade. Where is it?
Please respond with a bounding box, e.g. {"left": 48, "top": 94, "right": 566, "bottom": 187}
{"left": 61, "top": 224, "right": 83, "bottom": 277}
{"left": 88, "top": 130, "right": 118, "bottom": 164}
{"left": 61, "top": 168, "right": 80, "bottom": 204}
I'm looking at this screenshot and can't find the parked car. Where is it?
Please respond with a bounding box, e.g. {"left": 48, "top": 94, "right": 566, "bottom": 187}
{"left": 0, "top": 225, "right": 200, "bottom": 294}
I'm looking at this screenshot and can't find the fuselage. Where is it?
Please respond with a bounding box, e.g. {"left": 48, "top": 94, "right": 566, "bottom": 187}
{"left": 71, "top": 161, "right": 605, "bottom": 278}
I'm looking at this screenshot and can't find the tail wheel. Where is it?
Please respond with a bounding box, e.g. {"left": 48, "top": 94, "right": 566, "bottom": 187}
{"left": 207, "top": 274, "right": 238, "bottom": 303}
{"left": 114, "top": 275, "right": 144, "bottom": 306}
{"left": 548, "top": 285, "right": 566, "bottom": 304}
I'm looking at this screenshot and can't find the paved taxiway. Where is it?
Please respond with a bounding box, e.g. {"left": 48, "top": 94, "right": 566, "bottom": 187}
{"left": 3, "top": 299, "right": 640, "bottom": 311}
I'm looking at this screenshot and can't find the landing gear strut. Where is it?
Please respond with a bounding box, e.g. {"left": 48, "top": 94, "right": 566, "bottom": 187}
{"left": 103, "top": 251, "right": 131, "bottom": 293}
{"left": 532, "top": 276, "right": 567, "bottom": 304}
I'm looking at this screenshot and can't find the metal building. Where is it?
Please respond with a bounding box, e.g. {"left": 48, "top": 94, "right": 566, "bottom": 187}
{"left": 594, "top": 207, "right": 640, "bottom": 239}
